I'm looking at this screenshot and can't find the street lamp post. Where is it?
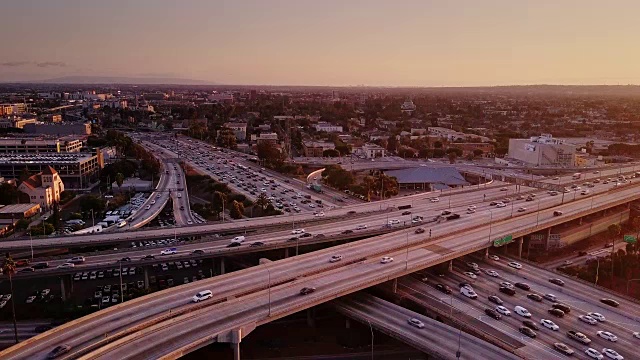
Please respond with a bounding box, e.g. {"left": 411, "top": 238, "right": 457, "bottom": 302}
{"left": 536, "top": 198, "right": 541, "bottom": 227}
{"left": 488, "top": 210, "right": 493, "bottom": 243}
{"left": 367, "top": 319, "right": 374, "bottom": 360}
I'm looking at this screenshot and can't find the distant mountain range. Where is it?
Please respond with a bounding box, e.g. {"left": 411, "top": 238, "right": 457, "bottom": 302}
{"left": 17, "top": 75, "right": 216, "bottom": 85}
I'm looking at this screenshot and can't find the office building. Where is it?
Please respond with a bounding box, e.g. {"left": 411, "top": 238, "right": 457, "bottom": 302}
{"left": 508, "top": 134, "right": 576, "bottom": 167}
{"left": 224, "top": 122, "right": 247, "bottom": 141}
{"left": 0, "top": 152, "right": 102, "bottom": 189}
{"left": 302, "top": 141, "right": 335, "bottom": 157}
{"left": 23, "top": 122, "right": 92, "bottom": 136}
{"left": 314, "top": 122, "right": 343, "bottom": 133}
{"left": 0, "top": 116, "right": 37, "bottom": 129}
{"left": 0, "top": 138, "right": 82, "bottom": 153}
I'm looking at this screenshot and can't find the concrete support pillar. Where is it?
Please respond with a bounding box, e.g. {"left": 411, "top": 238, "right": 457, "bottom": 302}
{"left": 284, "top": 248, "right": 289, "bottom": 258}
{"left": 306, "top": 308, "right": 316, "bottom": 327}
{"left": 484, "top": 248, "right": 489, "bottom": 258}
{"left": 345, "top": 318, "right": 351, "bottom": 329}
{"left": 448, "top": 260, "right": 453, "bottom": 271}
{"left": 518, "top": 237, "right": 524, "bottom": 259}
{"left": 144, "top": 266, "right": 150, "bottom": 289}
{"left": 231, "top": 342, "right": 240, "bottom": 360}
{"left": 392, "top": 278, "right": 398, "bottom": 294}
{"left": 60, "top": 277, "right": 66, "bottom": 302}
{"left": 230, "top": 328, "right": 241, "bottom": 360}
{"left": 220, "top": 257, "right": 226, "bottom": 275}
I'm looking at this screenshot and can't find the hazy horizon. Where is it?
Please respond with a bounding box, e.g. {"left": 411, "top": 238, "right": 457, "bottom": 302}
{"left": 3, "top": 0, "right": 640, "bottom": 86}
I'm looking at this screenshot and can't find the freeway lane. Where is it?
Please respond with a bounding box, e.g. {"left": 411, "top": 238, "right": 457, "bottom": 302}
{"left": 5, "top": 180, "right": 640, "bottom": 359}
{"left": 334, "top": 294, "right": 521, "bottom": 360}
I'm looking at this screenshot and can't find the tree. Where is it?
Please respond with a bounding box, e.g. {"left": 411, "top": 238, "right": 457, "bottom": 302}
{"left": 473, "top": 149, "right": 484, "bottom": 158}
{"left": 256, "top": 142, "right": 285, "bottom": 169}
{"left": 211, "top": 191, "right": 227, "bottom": 220}
{"left": 433, "top": 141, "right": 443, "bottom": 149}
{"left": 447, "top": 151, "right": 457, "bottom": 164}
{"left": 14, "top": 218, "right": 30, "bottom": 231}
{"left": 321, "top": 165, "right": 355, "bottom": 190}
{"left": 115, "top": 172, "right": 125, "bottom": 189}
{"left": 254, "top": 192, "right": 269, "bottom": 211}
{"left": 229, "top": 200, "right": 245, "bottom": 219}
{"left": 0, "top": 183, "right": 20, "bottom": 205}
{"left": 216, "top": 127, "right": 237, "bottom": 150}
{"left": 323, "top": 149, "right": 340, "bottom": 157}
{"left": 2, "top": 255, "right": 18, "bottom": 344}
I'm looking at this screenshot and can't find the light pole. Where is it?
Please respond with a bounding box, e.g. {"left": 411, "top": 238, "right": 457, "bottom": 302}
{"left": 487, "top": 210, "right": 493, "bottom": 243}
{"left": 90, "top": 209, "right": 95, "bottom": 227}
{"left": 119, "top": 261, "right": 124, "bottom": 303}
{"left": 29, "top": 232, "right": 33, "bottom": 261}
{"left": 367, "top": 319, "right": 374, "bottom": 360}
{"left": 536, "top": 198, "right": 541, "bottom": 227}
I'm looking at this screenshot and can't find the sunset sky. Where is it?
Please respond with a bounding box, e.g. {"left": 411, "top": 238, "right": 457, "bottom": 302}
{"left": 2, "top": 0, "right": 639, "bottom": 86}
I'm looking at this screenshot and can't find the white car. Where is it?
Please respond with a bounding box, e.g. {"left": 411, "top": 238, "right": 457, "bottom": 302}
{"left": 597, "top": 331, "right": 618, "bottom": 342}
{"left": 579, "top": 315, "right": 598, "bottom": 325}
{"left": 588, "top": 312, "right": 605, "bottom": 322}
{"left": 500, "top": 281, "right": 514, "bottom": 289}
{"left": 145, "top": 205, "right": 151, "bottom": 210}
{"left": 488, "top": 255, "right": 500, "bottom": 261}
{"left": 329, "top": 255, "right": 342, "bottom": 263}
{"left": 463, "top": 272, "right": 477, "bottom": 279}
{"left": 508, "top": 261, "right": 522, "bottom": 269}
{"left": 355, "top": 225, "right": 368, "bottom": 230}
{"left": 430, "top": 197, "right": 440, "bottom": 203}
{"left": 514, "top": 306, "right": 531, "bottom": 318}
{"left": 541, "top": 319, "right": 559, "bottom": 330}
{"left": 460, "top": 286, "right": 477, "bottom": 299}
{"left": 633, "top": 332, "right": 640, "bottom": 339}
{"left": 517, "top": 207, "right": 527, "bottom": 212}
{"left": 467, "top": 205, "right": 477, "bottom": 210}
{"left": 388, "top": 219, "right": 400, "bottom": 225}
{"left": 602, "top": 348, "right": 623, "bottom": 360}
{"left": 544, "top": 293, "right": 557, "bottom": 302}
{"left": 585, "top": 348, "right": 604, "bottom": 360}
{"left": 314, "top": 212, "right": 325, "bottom": 217}
{"left": 160, "top": 248, "right": 177, "bottom": 255}
{"left": 496, "top": 202, "right": 507, "bottom": 208}
{"left": 187, "top": 220, "right": 193, "bottom": 225}
{"left": 380, "top": 256, "right": 394, "bottom": 264}
{"left": 292, "top": 229, "right": 305, "bottom": 235}
{"left": 407, "top": 318, "right": 425, "bottom": 329}
{"left": 25, "top": 296, "right": 37, "bottom": 304}
{"left": 486, "top": 270, "right": 499, "bottom": 277}
{"left": 496, "top": 306, "right": 511, "bottom": 316}
{"left": 117, "top": 221, "right": 127, "bottom": 228}
{"left": 57, "top": 262, "right": 75, "bottom": 269}
{"left": 466, "top": 209, "right": 476, "bottom": 214}
{"left": 192, "top": 290, "right": 213, "bottom": 303}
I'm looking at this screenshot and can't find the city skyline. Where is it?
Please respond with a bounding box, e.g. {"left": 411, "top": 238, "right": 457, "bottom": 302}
{"left": 2, "top": 0, "right": 640, "bottom": 86}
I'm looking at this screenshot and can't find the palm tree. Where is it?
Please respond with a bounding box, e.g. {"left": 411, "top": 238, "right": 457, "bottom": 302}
{"left": 2, "top": 254, "right": 18, "bottom": 343}
{"left": 255, "top": 193, "right": 269, "bottom": 211}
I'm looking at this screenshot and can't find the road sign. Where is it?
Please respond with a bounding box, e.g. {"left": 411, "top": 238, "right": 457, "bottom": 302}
{"left": 624, "top": 235, "right": 637, "bottom": 244}
{"left": 493, "top": 234, "right": 513, "bottom": 247}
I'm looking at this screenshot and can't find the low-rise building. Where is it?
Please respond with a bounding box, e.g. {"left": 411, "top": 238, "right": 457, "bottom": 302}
{"left": 0, "top": 116, "right": 37, "bottom": 129}
{"left": 23, "top": 122, "right": 92, "bottom": 136}
{"left": 18, "top": 166, "right": 64, "bottom": 209}
{"left": 354, "top": 143, "right": 386, "bottom": 159}
{"left": 507, "top": 134, "right": 576, "bottom": 167}
{"left": 0, "top": 203, "right": 41, "bottom": 219}
{"left": 256, "top": 132, "right": 278, "bottom": 145}
{"left": 0, "top": 138, "right": 82, "bottom": 153}
{"left": 224, "top": 122, "right": 247, "bottom": 141}
{"left": 315, "top": 122, "right": 343, "bottom": 133}
{"left": 302, "top": 141, "right": 335, "bottom": 157}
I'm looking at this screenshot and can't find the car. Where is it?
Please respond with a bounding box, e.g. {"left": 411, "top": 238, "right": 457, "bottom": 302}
{"left": 552, "top": 303, "right": 571, "bottom": 314}
{"left": 460, "top": 286, "right": 478, "bottom": 299}
{"left": 508, "top": 261, "right": 522, "bottom": 269}
{"left": 47, "top": 344, "right": 71, "bottom": 359}
{"left": 466, "top": 209, "right": 476, "bottom": 214}
{"left": 32, "top": 262, "right": 49, "bottom": 269}
{"left": 519, "top": 326, "right": 536, "bottom": 338}
{"left": 485, "top": 308, "right": 501, "bottom": 320}
{"left": 414, "top": 227, "right": 425, "bottom": 234}
{"left": 554, "top": 342, "right": 574, "bottom": 356}
{"left": 292, "top": 229, "right": 305, "bottom": 235}
{"left": 514, "top": 306, "right": 532, "bottom": 318}
{"left": 68, "top": 256, "right": 85, "bottom": 264}
{"left": 548, "top": 308, "right": 565, "bottom": 317}
{"left": 522, "top": 319, "right": 539, "bottom": 330}
{"left": 407, "top": 318, "right": 425, "bottom": 328}
{"left": 541, "top": 319, "right": 559, "bottom": 330}
{"left": 487, "top": 295, "right": 503, "bottom": 305}
{"left": 585, "top": 348, "right": 604, "bottom": 360}
{"left": 120, "top": 257, "right": 132, "bottom": 262}
{"left": 430, "top": 197, "right": 440, "bottom": 202}
{"left": 579, "top": 315, "right": 598, "bottom": 325}
{"left": 488, "top": 255, "right": 500, "bottom": 261}
{"left": 314, "top": 212, "right": 325, "bottom": 217}
{"left": 634, "top": 332, "right": 640, "bottom": 339}
{"left": 227, "top": 242, "right": 241, "bottom": 248}
{"left": 495, "top": 306, "right": 510, "bottom": 316}
{"left": 231, "top": 236, "right": 245, "bottom": 243}
{"left": 388, "top": 219, "right": 400, "bottom": 225}
{"left": 463, "top": 271, "right": 477, "bottom": 279}
{"left": 602, "top": 348, "right": 624, "bottom": 360}
{"left": 517, "top": 207, "right": 527, "bottom": 212}
{"left": 57, "top": 263, "right": 75, "bottom": 269}
{"left": 486, "top": 270, "right": 499, "bottom": 277}
{"left": 500, "top": 187, "right": 508, "bottom": 191}
{"left": 299, "top": 287, "right": 316, "bottom": 295}
{"left": 102, "top": 295, "right": 110, "bottom": 304}
{"left": 585, "top": 313, "right": 605, "bottom": 323}
{"left": 544, "top": 293, "right": 558, "bottom": 302}
{"left": 499, "top": 286, "right": 516, "bottom": 296}
{"left": 192, "top": 290, "right": 213, "bottom": 303}
{"left": 249, "top": 242, "right": 264, "bottom": 247}
{"left": 117, "top": 221, "right": 127, "bottom": 228}
{"left": 515, "top": 282, "right": 530, "bottom": 290}
{"left": 466, "top": 262, "right": 479, "bottom": 270}
{"left": 567, "top": 330, "right": 591, "bottom": 344}
{"left": 435, "top": 283, "right": 452, "bottom": 294}
{"left": 496, "top": 202, "right": 507, "bottom": 208}
{"left": 401, "top": 211, "right": 412, "bottom": 215}
{"left": 467, "top": 205, "right": 477, "bottom": 210}
{"left": 329, "top": 255, "right": 342, "bottom": 263}
{"left": 527, "top": 293, "right": 543, "bottom": 302}
{"left": 597, "top": 331, "right": 618, "bottom": 342}
{"left": 380, "top": 257, "right": 394, "bottom": 264}
{"left": 549, "top": 278, "right": 565, "bottom": 286}
{"left": 553, "top": 210, "right": 564, "bottom": 216}
{"left": 600, "top": 298, "right": 620, "bottom": 307}
{"left": 160, "top": 248, "right": 177, "bottom": 255}
{"left": 25, "top": 295, "right": 37, "bottom": 304}
{"left": 355, "top": 225, "right": 368, "bottom": 230}
{"left": 19, "top": 267, "right": 35, "bottom": 273}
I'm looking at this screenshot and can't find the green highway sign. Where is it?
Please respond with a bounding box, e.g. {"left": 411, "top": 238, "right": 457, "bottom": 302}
{"left": 624, "top": 235, "right": 637, "bottom": 244}
{"left": 493, "top": 234, "right": 513, "bottom": 247}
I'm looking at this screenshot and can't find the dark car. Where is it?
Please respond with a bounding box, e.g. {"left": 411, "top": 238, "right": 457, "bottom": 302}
{"left": 35, "top": 325, "right": 52, "bottom": 333}
{"left": 300, "top": 233, "right": 312, "bottom": 238}
{"left": 47, "top": 344, "right": 71, "bottom": 359}
{"left": 347, "top": 211, "right": 356, "bottom": 215}
{"left": 600, "top": 298, "right": 620, "bottom": 307}
{"left": 299, "top": 287, "right": 316, "bottom": 295}
{"left": 120, "top": 257, "right": 132, "bottom": 262}
{"left": 227, "top": 242, "right": 241, "bottom": 248}
{"left": 488, "top": 295, "right": 503, "bottom": 305}
{"left": 435, "top": 283, "right": 452, "bottom": 294}
{"left": 499, "top": 286, "right": 516, "bottom": 296}
{"left": 402, "top": 211, "right": 412, "bottom": 215}
{"left": 519, "top": 326, "right": 536, "bottom": 338}
{"left": 341, "top": 230, "right": 354, "bottom": 234}
{"left": 249, "top": 242, "right": 265, "bottom": 247}
{"left": 553, "top": 343, "right": 574, "bottom": 356}
{"left": 19, "top": 267, "right": 35, "bottom": 273}
{"left": 490, "top": 201, "right": 497, "bottom": 206}
{"left": 552, "top": 303, "right": 571, "bottom": 314}
{"left": 415, "top": 228, "right": 425, "bottom": 234}
{"left": 549, "top": 278, "right": 565, "bottom": 286}
{"left": 485, "top": 308, "right": 502, "bottom": 320}
{"left": 192, "top": 249, "right": 205, "bottom": 254}
{"left": 32, "top": 262, "right": 49, "bottom": 269}
{"left": 522, "top": 320, "right": 539, "bottom": 330}
{"left": 515, "top": 282, "right": 530, "bottom": 290}
{"left": 288, "top": 237, "right": 298, "bottom": 242}
{"left": 548, "top": 308, "right": 565, "bottom": 317}
{"left": 140, "top": 255, "right": 155, "bottom": 260}
{"left": 446, "top": 214, "right": 461, "bottom": 220}
{"left": 527, "top": 293, "right": 543, "bottom": 302}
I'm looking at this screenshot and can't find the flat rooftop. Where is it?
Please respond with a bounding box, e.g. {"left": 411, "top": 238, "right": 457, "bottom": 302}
{"left": 0, "top": 152, "right": 95, "bottom": 164}
{"left": 0, "top": 203, "right": 40, "bottom": 213}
